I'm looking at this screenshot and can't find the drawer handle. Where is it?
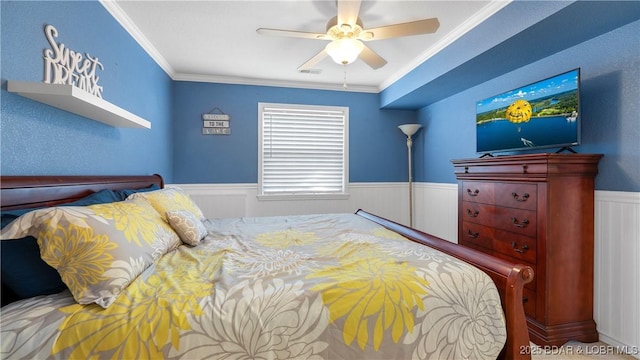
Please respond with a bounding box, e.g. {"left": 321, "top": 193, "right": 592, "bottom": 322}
{"left": 466, "top": 209, "right": 479, "bottom": 218}
{"left": 466, "top": 229, "right": 479, "bottom": 238}
{"left": 511, "top": 192, "right": 530, "bottom": 202}
{"left": 467, "top": 189, "right": 480, "bottom": 197}
{"left": 512, "top": 241, "right": 529, "bottom": 253}
{"left": 522, "top": 296, "right": 528, "bottom": 304}
{"left": 511, "top": 217, "right": 530, "bottom": 228}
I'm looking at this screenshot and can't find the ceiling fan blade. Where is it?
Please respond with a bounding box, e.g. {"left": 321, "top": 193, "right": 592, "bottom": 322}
{"left": 337, "top": 0, "right": 361, "bottom": 26}
{"left": 364, "top": 18, "right": 440, "bottom": 41}
{"left": 257, "top": 28, "right": 329, "bottom": 40}
{"left": 359, "top": 45, "right": 387, "bottom": 69}
{"left": 297, "top": 49, "right": 328, "bottom": 71}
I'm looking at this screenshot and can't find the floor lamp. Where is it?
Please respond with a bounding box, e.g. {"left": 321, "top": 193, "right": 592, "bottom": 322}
{"left": 398, "top": 124, "right": 422, "bottom": 228}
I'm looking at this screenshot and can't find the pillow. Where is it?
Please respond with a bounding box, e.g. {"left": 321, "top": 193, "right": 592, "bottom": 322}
{"left": 60, "top": 188, "right": 122, "bottom": 207}
{"left": 0, "top": 189, "right": 121, "bottom": 303}
{"left": 166, "top": 210, "right": 207, "bottom": 246}
{"left": 127, "top": 187, "right": 204, "bottom": 221}
{"left": 0, "top": 237, "right": 68, "bottom": 301}
{"left": 114, "top": 184, "right": 160, "bottom": 201}
{"left": 0, "top": 198, "right": 180, "bottom": 308}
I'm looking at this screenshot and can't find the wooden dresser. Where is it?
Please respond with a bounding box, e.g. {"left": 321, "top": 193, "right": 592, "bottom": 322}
{"left": 451, "top": 153, "right": 603, "bottom": 346}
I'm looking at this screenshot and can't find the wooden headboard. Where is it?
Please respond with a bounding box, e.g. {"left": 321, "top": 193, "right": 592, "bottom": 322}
{"left": 0, "top": 174, "right": 164, "bottom": 211}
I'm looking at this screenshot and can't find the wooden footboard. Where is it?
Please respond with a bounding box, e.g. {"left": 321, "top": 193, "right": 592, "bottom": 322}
{"left": 356, "top": 209, "right": 534, "bottom": 360}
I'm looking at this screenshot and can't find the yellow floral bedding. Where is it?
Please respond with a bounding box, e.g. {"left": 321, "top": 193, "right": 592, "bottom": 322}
{"left": 0, "top": 213, "right": 506, "bottom": 359}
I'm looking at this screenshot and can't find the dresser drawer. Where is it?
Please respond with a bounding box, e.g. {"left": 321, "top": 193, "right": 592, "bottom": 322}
{"left": 464, "top": 203, "right": 537, "bottom": 237}
{"left": 460, "top": 222, "right": 494, "bottom": 251}
{"left": 493, "top": 229, "right": 537, "bottom": 264}
{"left": 461, "top": 181, "right": 494, "bottom": 204}
{"left": 460, "top": 238, "right": 537, "bottom": 292}
{"left": 494, "top": 183, "right": 537, "bottom": 210}
{"left": 462, "top": 222, "right": 537, "bottom": 264}
{"left": 461, "top": 201, "right": 494, "bottom": 226}
{"left": 493, "top": 207, "right": 537, "bottom": 237}
{"left": 461, "top": 181, "right": 537, "bottom": 209}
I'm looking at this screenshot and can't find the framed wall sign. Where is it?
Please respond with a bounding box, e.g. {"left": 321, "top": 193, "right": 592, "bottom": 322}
{"left": 202, "top": 106, "right": 231, "bottom": 135}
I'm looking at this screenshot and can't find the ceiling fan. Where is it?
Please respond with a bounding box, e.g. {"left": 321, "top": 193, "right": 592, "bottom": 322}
{"left": 256, "top": 0, "right": 440, "bottom": 71}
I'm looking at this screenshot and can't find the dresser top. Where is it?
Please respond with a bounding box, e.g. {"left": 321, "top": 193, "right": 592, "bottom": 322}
{"left": 452, "top": 153, "right": 603, "bottom": 180}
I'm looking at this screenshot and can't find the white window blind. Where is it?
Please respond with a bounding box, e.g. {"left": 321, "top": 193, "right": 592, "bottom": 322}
{"left": 258, "top": 103, "right": 348, "bottom": 199}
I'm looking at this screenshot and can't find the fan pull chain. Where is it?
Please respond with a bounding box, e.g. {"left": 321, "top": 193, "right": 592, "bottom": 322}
{"left": 343, "top": 65, "right": 348, "bottom": 90}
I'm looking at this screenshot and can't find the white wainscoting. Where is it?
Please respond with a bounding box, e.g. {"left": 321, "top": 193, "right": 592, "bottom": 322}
{"left": 414, "top": 183, "right": 459, "bottom": 242}
{"left": 177, "top": 182, "right": 458, "bottom": 242}
{"left": 175, "top": 182, "right": 639, "bottom": 355}
{"left": 594, "top": 191, "right": 640, "bottom": 357}
{"left": 176, "top": 182, "right": 410, "bottom": 226}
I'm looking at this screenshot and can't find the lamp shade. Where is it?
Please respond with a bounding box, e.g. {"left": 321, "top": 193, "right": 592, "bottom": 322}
{"left": 398, "top": 124, "right": 422, "bottom": 136}
{"left": 325, "top": 39, "right": 365, "bottom": 65}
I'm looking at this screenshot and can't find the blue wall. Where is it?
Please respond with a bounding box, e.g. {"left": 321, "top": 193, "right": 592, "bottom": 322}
{"left": 1, "top": 1, "right": 174, "bottom": 182}
{"left": 414, "top": 20, "right": 640, "bottom": 192}
{"left": 172, "top": 82, "right": 416, "bottom": 183}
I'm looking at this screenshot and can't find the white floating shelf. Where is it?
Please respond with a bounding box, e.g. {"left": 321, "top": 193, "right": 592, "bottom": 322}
{"left": 7, "top": 81, "right": 151, "bottom": 129}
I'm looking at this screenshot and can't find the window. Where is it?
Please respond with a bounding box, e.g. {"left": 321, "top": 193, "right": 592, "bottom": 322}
{"left": 258, "top": 102, "right": 349, "bottom": 199}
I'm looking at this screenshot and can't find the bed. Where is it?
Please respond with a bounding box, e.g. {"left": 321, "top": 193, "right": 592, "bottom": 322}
{"left": 0, "top": 175, "right": 533, "bottom": 359}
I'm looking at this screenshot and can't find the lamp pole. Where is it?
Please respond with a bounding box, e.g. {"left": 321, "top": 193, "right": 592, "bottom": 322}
{"left": 398, "top": 124, "right": 422, "bottom": 228}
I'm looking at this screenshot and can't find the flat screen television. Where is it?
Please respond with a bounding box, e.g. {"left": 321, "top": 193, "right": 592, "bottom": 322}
{"left": 476, "top": 68, "right": 580, "bottom": 155}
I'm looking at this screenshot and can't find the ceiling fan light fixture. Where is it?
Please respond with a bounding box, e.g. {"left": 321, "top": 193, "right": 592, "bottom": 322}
{"left": 325, "top": 39, "right": 364, "bottom": 65}
{"left": 257, "top": 1, "right": 440, "bottom": 71}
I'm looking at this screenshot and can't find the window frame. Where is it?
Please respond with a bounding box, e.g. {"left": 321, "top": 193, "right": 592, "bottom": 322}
{"left": 257, "top": 102, "right": 349, "bottom": 200}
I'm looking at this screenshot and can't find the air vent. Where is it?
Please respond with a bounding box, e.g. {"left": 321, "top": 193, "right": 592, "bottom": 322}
{"left": 298, "top": 69, "right": 322, "bottom": 74}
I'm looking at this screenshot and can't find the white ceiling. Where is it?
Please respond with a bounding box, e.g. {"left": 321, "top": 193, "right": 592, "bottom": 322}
{"left": 104, "top": 0, "right": 511, "bottom": 92}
